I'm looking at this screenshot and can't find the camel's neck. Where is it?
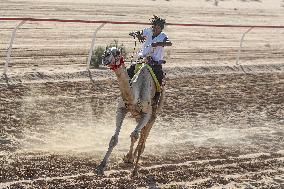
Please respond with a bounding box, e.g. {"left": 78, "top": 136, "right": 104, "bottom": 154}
{"left": 113, "top": 64, "right": 134, "bottom": 107}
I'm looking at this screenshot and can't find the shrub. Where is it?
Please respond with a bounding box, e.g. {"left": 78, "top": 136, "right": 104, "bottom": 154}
{"left": 90, "top": 46, "right": 105, "bottom": 68}
{"left": 90, "top": 40, "right": 127, "bottom": 69}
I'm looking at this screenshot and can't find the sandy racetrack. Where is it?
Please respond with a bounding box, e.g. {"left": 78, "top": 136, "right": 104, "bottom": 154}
{"left": 0, "top": 0, "right": 284, "bottom": 188}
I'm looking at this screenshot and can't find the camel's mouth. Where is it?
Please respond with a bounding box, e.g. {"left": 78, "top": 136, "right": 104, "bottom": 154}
{"left": 102, "top": 52, "right": 114, "bottom": 66}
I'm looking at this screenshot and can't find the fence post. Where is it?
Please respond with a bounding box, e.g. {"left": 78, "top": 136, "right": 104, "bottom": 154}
{"left": 3, "top": 20, "right": 26, "bottom": 76}
{"left": 236, "top": 27, "right": 253, "bottom": 65}
{"left": 86, "top": 23, "right": 106, "bottom": 70}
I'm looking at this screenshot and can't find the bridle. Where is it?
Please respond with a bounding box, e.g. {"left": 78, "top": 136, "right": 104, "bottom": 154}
{"left": 102, "top": 47, "right": 124, "bottom": 71}
{"left": 102, "top": 48, "right": 119, "bottom": 64}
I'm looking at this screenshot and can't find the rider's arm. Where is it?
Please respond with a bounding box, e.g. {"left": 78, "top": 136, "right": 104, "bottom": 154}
{"left": 151, "top": 37, "right": 172, "bottom": 47}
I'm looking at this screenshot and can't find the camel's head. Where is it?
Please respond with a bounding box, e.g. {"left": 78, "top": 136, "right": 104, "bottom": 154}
{"left": 102, "top": 47, "right": 122, "bottom": 69}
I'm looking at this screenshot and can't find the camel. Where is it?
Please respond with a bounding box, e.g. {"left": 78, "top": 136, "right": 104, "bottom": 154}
{"left": 95, "top": 47, "right": 164, "bottom": 176}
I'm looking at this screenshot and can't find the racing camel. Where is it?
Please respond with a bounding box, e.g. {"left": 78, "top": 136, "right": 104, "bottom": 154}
{"left": 96, "top": 47, "right": 164, "bottom": 176}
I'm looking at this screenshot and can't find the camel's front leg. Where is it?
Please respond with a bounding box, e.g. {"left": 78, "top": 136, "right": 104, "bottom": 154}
{"left": 132, "top": 113, "right": 156, "bottom": 176}
{"left": 123, "top": 103, "right": 152, "bottom": 162}
{"left": 132, "top": 90, "right": 164, "bottom": 176}
{"left": 96, "top": 106, "right": 127, "bottom": 175}
{"left": 123, "top": 129, "right": 138, "bottom": 164}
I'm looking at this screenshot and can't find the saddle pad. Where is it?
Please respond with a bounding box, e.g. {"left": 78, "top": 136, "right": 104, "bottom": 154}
{"left": 134, "top": 63, "right": 161, "bottom": 92}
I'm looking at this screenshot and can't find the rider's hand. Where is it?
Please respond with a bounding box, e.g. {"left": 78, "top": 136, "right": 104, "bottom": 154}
{"left": 129, "top": 31, "right": 145, "bottom": 43}
{"left": 137, "top": 35, "right": 146, "bottom": 43}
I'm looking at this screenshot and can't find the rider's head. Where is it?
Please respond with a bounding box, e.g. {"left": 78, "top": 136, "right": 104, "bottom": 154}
{"left": 150, "top": 15, "right": 166, "bottom": 36}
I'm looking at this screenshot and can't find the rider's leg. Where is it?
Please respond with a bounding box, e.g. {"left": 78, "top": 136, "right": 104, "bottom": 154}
{"left": 127, "top": 64, "right": 136, "bottom": 79}
{"left": 154, "top": 67, "right": 164, "bottom": 86}
{"left": 152, "top": 65, "right": 164, "bottom": 104}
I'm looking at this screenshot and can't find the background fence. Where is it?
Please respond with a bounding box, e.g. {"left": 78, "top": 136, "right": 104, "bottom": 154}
{"left": 1, "top": 17, "right": 284, "bottom": 76}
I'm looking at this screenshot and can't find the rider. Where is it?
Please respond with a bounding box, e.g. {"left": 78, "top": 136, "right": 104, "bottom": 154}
{"left": 127, "top": 15, "right": 172, "bottom": 97}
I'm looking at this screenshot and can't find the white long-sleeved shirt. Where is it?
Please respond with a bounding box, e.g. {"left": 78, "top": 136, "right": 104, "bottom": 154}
{"left": 137, "top": 27, "right": 168, "bottom": 62}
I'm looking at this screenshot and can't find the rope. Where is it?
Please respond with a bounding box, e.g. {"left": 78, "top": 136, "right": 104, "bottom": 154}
{"left": 1, "top": 17, "right": 284, "bottom": 28}
{"left": 130, "top": 40, "right": 137, "bottom": 64}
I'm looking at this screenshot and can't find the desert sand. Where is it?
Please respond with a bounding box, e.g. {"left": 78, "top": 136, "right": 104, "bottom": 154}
{"left": 0, "top": 0, "right": 283, "bottom": 188}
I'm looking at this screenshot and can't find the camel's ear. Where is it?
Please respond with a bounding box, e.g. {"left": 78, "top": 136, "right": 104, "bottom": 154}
{"left": 102, "top": 47, "right": 107, "bottom": 56}
{"left": 116, "top": 49, "right": 121, "bottom": 56}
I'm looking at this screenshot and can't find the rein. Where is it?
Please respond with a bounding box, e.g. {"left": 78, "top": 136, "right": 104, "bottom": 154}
{"left": 130, "top": 39, "right": 137, "bottom": 64}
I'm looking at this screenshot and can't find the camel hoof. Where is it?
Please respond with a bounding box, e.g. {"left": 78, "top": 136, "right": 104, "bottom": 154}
{"left": 95, "top": 163, "right": 105, "bottom": 175}
{"left": 123, "top": 154, "right": 134, "bottom": 164}
{"left": 131, "top": 168, "right": 138, "bottom": 177}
